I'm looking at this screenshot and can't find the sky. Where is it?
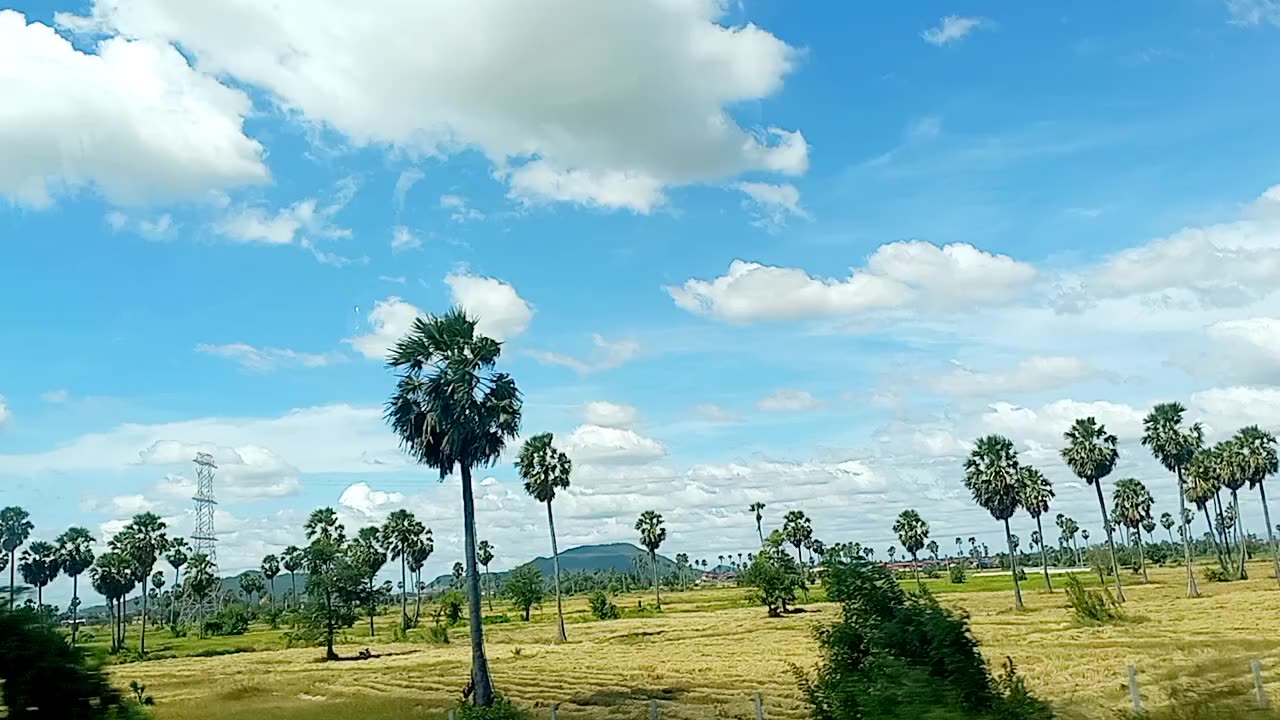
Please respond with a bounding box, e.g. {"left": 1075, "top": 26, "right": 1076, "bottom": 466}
{"left": 4, "top": 0, "right": 1280, "bottom": 606}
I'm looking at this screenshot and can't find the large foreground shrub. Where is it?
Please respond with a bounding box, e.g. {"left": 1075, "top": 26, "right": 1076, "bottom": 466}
{"left": 799, "top": 553, "right": 1053, "bottom": 720}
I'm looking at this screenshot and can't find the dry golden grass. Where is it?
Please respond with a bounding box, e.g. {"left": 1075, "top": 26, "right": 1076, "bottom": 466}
{"left": 116, "top": 564, "right": 1280, "bottom": 720}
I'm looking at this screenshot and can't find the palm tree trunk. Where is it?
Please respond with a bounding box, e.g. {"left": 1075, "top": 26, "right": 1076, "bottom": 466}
{"left": 1134, "top": 527, "right": 1148, "bottom": 583}
{"left": 400, "top": 557, "right": 408, "bottom": 630}
{"left": 1203, "top": 505, "right": 1228, "bottom": 572}
{"left": 485, "top": 567, "right": 493, "bottom": 612}
{"left": 911, "top": 552, "right": 922, "bottom": 590}
{"left": 1258, "top": 481, "right": 1280, "bottom": 588}
{"left": 368, "top": 579, "right": 376, "bottom": 637}
{"left": 414, "top": 569, "right": 423, "bottom": 625}
{"left": 269, "top": 577, "right": 275, "bottom": 605}
{"left": 8, "top": 551, "right": 14, "bottom": 608}
{"left": 460, "top": 464, "right": 495, "bottom": 707}
{"left": 1036, "top": 515, "right": 1053, "bottom": 592}
{"left": 756, "top": 520, "right": 764, "bottom": 545}
{"left": 1233, "top": 490, "right": 1249, "bottom": 580}
{"left": 545, "top": 500, "right": 567, "bottom": 642}
{"left": 325, "top": 588, "right": 337, "bottom": 661}
{"left": 289, "top": 571, "right": 296, "bottom": 609}
{"left": 1093, "top": 480, "right": 1126, "bottom": 602}
{"left": 1003, "top": 518, "right": 1024, "bottom": 611}
{"left": 1175, "top": 468, "right": 1200, "bottom": 597}
{"left": 37, "top": 584, "right": 43, "bottom": 609}
{"left": 1214, "top": 492, "right": 1233, "bottom": 561}
{"left": 140, "top": 578, "right": 149, "bottom": 655}
{"left": 650, "top": 548, "right": 662, "bottom": 609}
{"left": 71, "top": 575, "right": 80, "bottom": 645}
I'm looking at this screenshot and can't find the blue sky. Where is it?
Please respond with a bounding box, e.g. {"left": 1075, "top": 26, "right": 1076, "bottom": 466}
{"left": 4, "top": 0, "right": 1280, "bottom": 605}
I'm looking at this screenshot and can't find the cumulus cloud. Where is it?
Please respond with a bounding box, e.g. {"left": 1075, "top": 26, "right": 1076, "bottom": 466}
{"left": 215, "top": 178, "right": 357, "bottom": 252}
{"left": 444, "top": 271, "right": 534, "bottom": 341}
{"left": 562, "top": 425, "right": 666, "bottom": 464}
{"left": 757, "top": 389, "right": 824, "bottom": 413}
{"left": 669, "top": 241, "right": 1035, "bottom": 323}
{"left": 59, "top": 0, "right": 807, "bottom": 211}
{"left": 930, "top": 356, "right": 1094, "bottom": 397}
{"left": 528, "top": 334, "right": 639, "bottom": 373}
{"left": 339, "top": 481, "right": 406, "bottom": 520}
{"left": 980, "top": 399, "right": 1147, "bottom": 450}
{"left": 1194, "top": 318, "right": 1280, "bottom": 384}
{"left": 735, "top": 181, "right": 807, "bottom": 229}
{"left": 922, "top": 16, "right": 984, "bottom": 46}
{"left": 345, "top": 297, "right": 424, "bottom": 360}
{"left": 196, "top": 343, "right": 346, "bottom": 373}
{"left": 582, "top": 401, "right": 638, "bottom": 429}
{"left": 137, "top": 441, "right": 302, "bottom": 499}
{"left": 1, "top": 10, "right": 266, "bottom": 208}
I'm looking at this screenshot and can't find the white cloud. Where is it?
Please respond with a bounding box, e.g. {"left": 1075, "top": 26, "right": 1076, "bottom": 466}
{"left": 42, "top": 389, "right": 69, "bottom": 404}
{"left": 378, "top": 275, "right": 407, "bottom": 285}
{"left": 922, "top": 16, "right": 984, "bottom": 46}
{"left": 1226, "top": 0, "right": 1280, "bottom": 26}
{"left": 757, "top": 389, "right": 823, "bottom": 413}
{"left": 394, "top": 168, "right": 424, "bottom": 210}
{"left": 444, "top": 271, "right": 533, "bottom": 341}
{"left": 980, "top": 399, "right": 1147, "bottom": 451}
{"left": 440, "top": 194, "right": 485, "bottom": 222}
{"left": 735, "top": 181, "right": 807, "bottom": 229}
{"left": 345, "top": 297, "right": 424, "bottom": 360}
{"left": 1189, "top": 386, "right": 1280, "bottom": 437}
{"left": 562, "top": 425, "right": 666, "bottom": 465}
{"left": 685, "top": 458, "right": 886, "bottom": 496}
{"left": 583, "top": 401, "right": 638, "bottom": 429}
{"left": 0, "top": 395, "right": 10, "bottom": 428}
{"left": 0, "top": 10, "right": 267, "bottom": 208}
{"left": 137, "top": 441, "right": 302, "bottom": 499}
{"left": 391, "top": 225, "right": 423, "bottom": 252}
{"left": 668, "top": 241, "right": 1035, "bottom": 323}
{"left": 216, "top": 179, "right": 357, "bottom": 247}
{"left": 1197, "top": 318, "right": 1280, "bottom": 383}
{"left": 694, "top": 404, "right": 739, "bottom": 423}
{"left": 338, "top": 481, "right": 406, "bottom": 520}
{"left": 196, "top": 343, "right": 346, "bottom": 373}
{"left": 528, "top": 334, "right": 639, "bottom": 373}
{"left": 61, "top": 0, "right": 807, "bottom": 211}
{"left": 931, "top": 356, "right": 1094, "bottom": 397}
{"left": 104, "top": 212, "right": 177, "bottom": 239}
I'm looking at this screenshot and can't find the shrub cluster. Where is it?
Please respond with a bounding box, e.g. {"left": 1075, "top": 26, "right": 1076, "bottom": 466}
{"left": 588, "top": 591, "right": 621, "bottom": 620}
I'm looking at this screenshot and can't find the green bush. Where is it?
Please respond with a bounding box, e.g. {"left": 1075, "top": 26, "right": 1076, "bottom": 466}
{"left": 949, "top": 563, "right": 967, "bottom": 584}
{"left": 202, "top": 605, "right": 251, "bottom": 636}
{"left": 1063, "top": 574, "right": 1122, "bottom": 624}
{"left": 424, "top": 625, "right": 450, "bottom": 644}
{"left": 1203, "top": 566, "right": 1235, "bottom": 583}
{"left": 482, "top": 613, "right": 513, "bottom": 625}
{"left": 454, "top": 694, "right": 533, "bottom": 720}
{"left": 588, "top": 591, "right": 621, "bottom": 620}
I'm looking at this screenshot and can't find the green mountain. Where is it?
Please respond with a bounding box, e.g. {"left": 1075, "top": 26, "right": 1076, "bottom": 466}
{"left": 427, "top": 542, "right": 676, "bottom": 590}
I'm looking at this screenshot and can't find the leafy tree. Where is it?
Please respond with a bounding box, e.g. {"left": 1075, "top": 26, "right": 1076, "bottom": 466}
{"left": 892, "top": 509, "right": 929, "bottom": 588}
{"left": 382, "top": 509, "right": 426, "bottom": 630}
{"left": 1112, "top": 478, "right": 1154, "bottom": 582}
{"left": 588, "top": 590, "right": 620, "bottom": 620}
{"left": 1236, "top": 425, "right": 1280, "bottom": 587}
{"left": 2, "top": 506, "right": 34, "bottom": 609}
{"left": 56, "top": 527, "right": 95, "bottom": 643}
{"left": 1018, "top": 466, "right": 1055, "bottom": 592}
{"left": 477, "top": 540, "right": 495, "bottom": 611}
{"left": 749, "top": 501, "right": 767, "bottom": 544}
{"left": 385, "top": 308, "right": 522, "bottom": 708}
{"left": 302, "top": 508, "right": 361, "bottom": 660}
{"left": 453, "top": 561, "right": 465, "bottom": 588}
{"left": 282, "top": 545, "right": 304, "bottom": 608}
{"left": 350, "top": 526, "right": 388, "bottom": 636}
{"left": 1142, "top": 403, "right": 1204, "bottom": 597}
{"left": 505, "top": 564, "right": 545, "bottom": 621}
{"left": 635, "top": 510, "right": 667, "bottom": 609}
{"left": 964, "top": 435, "right": 1026, "bottom": 610}
{"left": 111, "top": 512, "right": 171, "bottom": 654}
{"left": 740, "top": 541, "right": 803, "bottom": 616}
{"left": 516, "top": 432, "right": 572, "bottom": 642}
{"left": 18, "top": 540, "right": 61, "bottom": 609}
{"left": 782, "top": 510, "right": 813, "bottom": 565}
{"left": 1061, "top": 417, "right": 1125, "bottom": 602}
{"left": 239, "top": 573, "right": 266, "bottom": 604}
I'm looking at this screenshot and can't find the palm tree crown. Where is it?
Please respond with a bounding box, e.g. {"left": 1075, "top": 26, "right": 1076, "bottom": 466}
{"left": 1061, "top": 417, "right": 1119, "bottom": 485}
{"left": 636, "top": 511, "right": 667, "bottom": 552}
{"left": 1141, "top": 402, "right": 1203, "bottom": 474}
{"left": 893, "top": 510, "right": 929, "bottom": 556}
{"left": 963, "top": 435, "right": 1022, "bottom": 521}
{"left": 1018, "top": 466, "right": 1054, "bottom": 518}
{"left": 516, "top": 433, "right": 572, "bottom": 502}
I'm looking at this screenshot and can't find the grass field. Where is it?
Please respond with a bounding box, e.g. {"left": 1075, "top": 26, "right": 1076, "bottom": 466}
{"left": 102, "top": 563, "right": 1280, "bottom": 720}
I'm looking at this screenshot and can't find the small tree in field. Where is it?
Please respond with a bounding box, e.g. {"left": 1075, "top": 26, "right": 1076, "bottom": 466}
{"left": 302, "top": 508, "right": 361, "bottom": 660}
{"left": 635, "top": 511, "right": 667, "bottom": 609}
{"left": 740, "top": 537, "right": 802, "bottom": 616}
{"left": 505, "top": 565, "right": 545, "bottom": 621}
{"left": 1018, "top": 466, "right": 1055, "bottom": 592}
{"left": 892, "top": 510, "right": 929, "bottom": 589}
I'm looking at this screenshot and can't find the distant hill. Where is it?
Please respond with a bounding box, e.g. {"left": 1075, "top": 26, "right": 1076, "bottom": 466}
{"left": 79, "top": 570, "right": 307, "bottom": 618}
{"left": 427, "top": 542, "right": 677, "bottom": 590}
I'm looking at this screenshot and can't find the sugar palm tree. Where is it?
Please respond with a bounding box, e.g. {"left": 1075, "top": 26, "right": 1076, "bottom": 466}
{"left": 963, "top": 434, "right": 1025, "bottom": 610}
{"left": 1236, "top": 425, "right": 1280, "bottom": 587}
{"left": 1141, "top": 403, "right": 1203, "bottom": 596}
{"left": 477, "top": 540, "right": 495, "bottom": 611}
{"left": 56, "top": 526, "right": 94, "bottom": 643}
{"left": 1, "top": 506, "right": 34, "bottom": 609}
{"left": 381, "top": 509, "right": 426, "bottom": 630}
{"left": 954, "top": 537, "right": 963, "bottom": 560}
{"left": 111, "top": 512, "right": 170, "bottom": 654}
{"left": 91, "top": 551, "right": 133, "bottom": 653}
{"left": 385, "top": 308, "right": 521, "bottom": 708}
{"left": 351, "top": 526, "right": 387, "bottom": 636}
{"left": 1019, "top": 466, "right": 1055, "bottom": 592}
{"left": 749, "top": 502, "right": 766, "bottom": 544}
{"left": 408, "top": 529, "right": 434, "bottom": 624}
{"left": 166, "top": 539, "right": 189, "bottom": 588}
{"left": 261, "top": 554, "right": 281, "bottom": 604}
{"left": 1160, "top": 512, "right": 1176, "bottom": 545}
{"left": 183, "top": 553, "right": 217, "bottom": 631}
{"left": 282, "top": 545, "right": 303, "bottom": 608}
{"left": 516, "top": 432, "right": 571, "bottom": 642}
{"left": 1112, "top": 478, "right": 1154, "bottom": 583}
{"left": 1061, "top": 417, "right": 1125, "bottom": 602}
{"left": 893, "top": 509, "right": 929, "bottom": 588}
{"left": 782, "top": 510, "right": 812, "bottom": 565}
{"left": 1187, "top": 446, "right": 1229, "bottom": 573}
{"left": 1218, "top": 438, "right": 1251, "bottom": 579}
{"left": 18, "top": 540, "right": 60, "bottom": 609}
{"left": 926, "top": 540, "right": 940, "bottom": 563}
{"left": 636, "top": 510, "right": 667, "bottom": 609}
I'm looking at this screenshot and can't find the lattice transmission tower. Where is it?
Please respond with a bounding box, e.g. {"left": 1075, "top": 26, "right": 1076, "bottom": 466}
{"left": 179, "top": 452, "right": 221, "bottom": 625}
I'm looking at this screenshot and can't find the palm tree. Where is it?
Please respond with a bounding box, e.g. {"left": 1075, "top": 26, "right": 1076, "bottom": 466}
{"left": 1218, "top": 438, "right": 1251, "bottom": 579}
{"left": 408, "top": 529, "right": 434, "bottom": 624}
{"left": 1142, "top": 403, "right": 1203, "bottom": 596}
{"left": 351, "top": 526, "right": 386, "bottom": 636}
{"left": 282, "top": 545, "right": 303, "bottom": 608}
{"left": 56, "top": 527, "right": 94, "bottom": 643}
{"left": 516, "top": 432, "right": 572, "bottom": 642}
{"left": 111, "top": 512, "right": 170, "bottom": 654}
{"left": 1113, "top": 478, "right": 1154, "bottom": 583}
{"left": 675, "top": 552, "right": 690, "bottom": 589}
{"left": 18, "top": 540, "right": 60, "bottom": 609}
{"left": 718, "top": 554, "right": 725, "bottom": 569}
{"left": 954, "top": 537, "right": 963, "bottom": 560}
{"left": 926, "top": 540, "right": 940, "bottom": 563}
{"left": 1160, "top": 512, "right": 1176, "bottom": 544}
{"left": 477, "top": 540, "right": 495, "bottom": 611}
{"left": 91, "top": 551, "right": 132, "bottom": 653}
{"left": 384, "top": 308, "right": 521, "bottom": 709}
{"left": 1187, "top": 447, "right": 1230, "bottom": 573}
{"left": 1018, "top": 466, "right": 1055, "bottom": 592}
{"left": 166, "top": 539, "right": 189, "bottom": 588}
{"left": 782, "top": 510, "right": 812, "bottom": 565}
{"left": 749, "top": 502, "right": 766, "bottom": 544}
{"left": 1236, "top": 426, "right": 1280, "bottom": 587}
{"left": 382, "top": 509, "right": 425, "bottom": 630}
{"left": 1061, "top": 417, "right": 1125, "bottom": 602}
{"left": 893, "top": 509, "right": 929, "bottom": 588}
{"left": 963, "top": 434, "right": 1025, "bottom": 610}
{"left": 1, "top": 506, "right": 34, "bottom": 609}
{"left": 261, "top": 554, "right": 281, "bottom": 604}
{"left": 636, "top": 510, "right": 667, "bottom": 608}
{"left": 183, "top": 553, "right": 217, "bottom": 632}
{"left": 887, "top": 546, "right": 897, "bottom": 563}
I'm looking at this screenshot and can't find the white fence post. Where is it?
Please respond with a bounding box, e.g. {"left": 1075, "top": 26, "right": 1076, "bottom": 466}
{"left": 448, "top": 710, "right": 456, "bottom": 720}
{"left": 754, "top": 691, "right": 765, "bottom": 720}
{"left": 1127, "top": 666, "right": 1143, "bottom": 714}
{"left": 649, "top": 698, "right": 659, "bottom": 720}
{"left": 550, "top": 702, "right": 559, "bottom": 720}
{"left": 1254, "top": 660, "right": 1270, "bottom": 709}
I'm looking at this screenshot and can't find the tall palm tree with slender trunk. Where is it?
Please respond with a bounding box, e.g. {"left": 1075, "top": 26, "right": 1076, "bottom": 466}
{"left": 1236, "top": 425, "right": 1280, "bottom": 587}
{"left": 1, "top": 506, "right": 34, "bottom": 609}
{"left": 749, "top": 502, "right": 766, "bottom": 544}
{"left": 19, "top": 541, "right": 60, "bottom": 609}
{"left": 282, "top": 545, "right": 303, "bottom": 608}
{"left": 782, "top": 510, "right": 812, "bottom": 566}
{"left": 1061, "top": 417, "right": 1125, "bottom": 602}
{"left": 1112, "top": 478, "right": 1154, "bottom": 583}
{"left": 381, "top": 509, "right": 425, "bottom": 630}
{"left": 477, "top": 540, "right": 495, "bottom": 612}
{"left": 385, "top": 308, "right": 521, "bottom": 708}
{"left": 963, "top": 435, "right": 1026, "bottom": 610}
{"left": 1218, "top": 438, "right": 1252, "bottom": 579}
{"left": 111, "top": 512, "right": 170, "bottom": 654}
{"left": 926, "top": 540, "right": 939, "bottom": 563}
{"left": 516, "top": 432, "right": 572, "bottom": 642}
{"left": 893, "top": 509, "right": 929, "bottom": 589}
{"left": 1160, "top": 513, "right": 1176, "bottom": 545}
{"left": 1187, "top": 446, "right": 1229, "bottom": 573}
{"left": 91, "top": 551, "right": 132, "bottom": 653}
{"left": 408, "top": 530, "right": 434, "bottom": 625}
{"left": 261, "top": 554, "right": 281, "bottom": 605}
{"left": 636, "top": 510, "right": 667, "bottom": 609}
{"left": 56, "top": 527, "right": 94, "bottom": 643}
{"left": 1018, "top": 466, "right": 1055, "bottom": 592}
{"left": 1141, "top": 402, "right": 1203, "bottom": 597}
